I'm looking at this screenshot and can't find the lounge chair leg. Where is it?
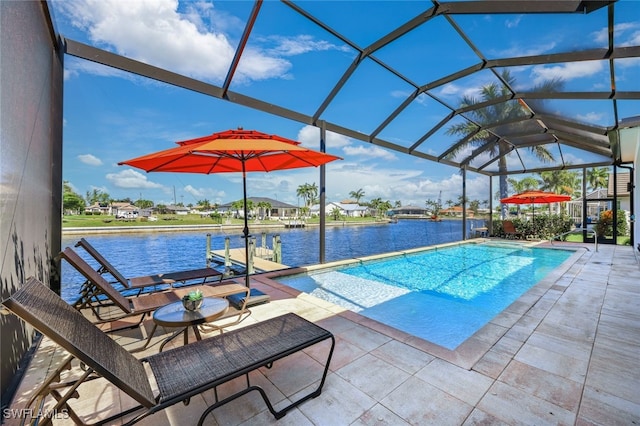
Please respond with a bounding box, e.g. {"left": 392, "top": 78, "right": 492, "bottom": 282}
{"left": 197, "top": 336, "right": 335, "bottom": 425}
{"left": 131, "top": 323, "right": 159, "bottom": 353}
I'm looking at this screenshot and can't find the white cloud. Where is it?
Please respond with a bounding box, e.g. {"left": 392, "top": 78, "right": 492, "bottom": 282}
{"left": 492, "top": 42, "right": 557, "bottom": 59}
{"left": 57, "top": 0, "right": 289, "bottom": 83}
{"left": 437, "top": 82, "right": 482, "bottom": 100}
{"left": 505, "top": 15, "right": 522, "bottom": 29}
{"left": 531, "top": 60, "right": 603, "bottom": 85}
{"left": 56, "top": 0, "right": 346, "bottom": 84}
{"left": 391, "top": 89, "right": 411, "bottom": 99}
{"left": 77, "top": 154, "right": 103, "bottom": 166}
{"left": 575, "top": 111, "right": 605, "bottom": 125}
{"left": 323, "top": 159, "right": 489, "bottom": 206}
{"left": 88, "top": 184, "right": 110, "bottom": 192}
{"left": 342, "top": 144, "right": 397, "bottom": 161}
{"left": 183, "top": 184, "right": 226, "bottom": 200}
{"left": 264, "top": 35, "right": 349, "bottom": 56}
{"left": 106, "top": 169, "right": 165, "bottom": 189}
{"left": 439, "top": 83, "right": 462, "bottom": 96}
{"left": 297, "top": 125, "right": 352, "bottom": 149}
{"left": 64, "top": 58, "right": 133, "bottom": 81}
{"left": 298, "top": 125, "right": 397, "bottom": 160}
{"left": 593, "top": 21, "right": 640, "bottom": 45}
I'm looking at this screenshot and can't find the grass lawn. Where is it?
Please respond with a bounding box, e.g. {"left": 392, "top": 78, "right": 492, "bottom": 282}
{"left": 564, "top": 233, "right": 631, "bottom": 245}
{"left": 63, "top": 214, "right": 236, "bottom": 228}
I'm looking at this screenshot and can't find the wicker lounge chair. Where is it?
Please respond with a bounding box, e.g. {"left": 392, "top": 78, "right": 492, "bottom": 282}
{"left": 503, "top": 220, "right": 524, "bottom": 239}
{"left": 75, "top": 238, "right": 222, "bottom": 295}
{"left": 59, "top": 247, "right": 250, "bottom": 332}
{"left": 3, "top": 278, "right": 335, "bottom": 425}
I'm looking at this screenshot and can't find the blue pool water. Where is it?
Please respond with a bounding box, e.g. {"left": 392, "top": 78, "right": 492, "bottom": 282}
{"left": 277, "top": 242, "right": 574, "bottom": 349}
{"left": 60, "top": 219, "right": 485, "bottom": 302}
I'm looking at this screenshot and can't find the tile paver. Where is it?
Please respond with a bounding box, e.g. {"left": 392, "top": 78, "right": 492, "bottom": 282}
{"left": 4, "top": 243, "right": 640, "bottom": 425}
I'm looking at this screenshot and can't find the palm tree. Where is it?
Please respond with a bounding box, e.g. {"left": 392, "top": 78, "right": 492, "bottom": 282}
{"left": 538, "top": 170, "right": 580, "bottom": 196}
{"left": 370, "top": 197, "right": 391, "bottom": 219}
{"left": 538, "top": 170, "right": 580, "bottom": 215}
{"left": 349, "top": 188, "right": 365, "bottom": 204}
{"left": 378, "top": 200, "right": 392, "bottom": 219}
{"left": 330, "top": 206, "right": 342, "bottom": 220}
{"left": 508, "top": 176, "right": 539, "bottom": 193}
{"left": 256, "top": 201, "right": 271, "bottom": 220}
{"left": 197, "top": 199, "right": 211, "bottom": 209}
{"left": 445, "top": 70, "right": 562, "bottom": 218}
{"left": 425, "top": 199, "right": 441, "bottom": 217}
{"left": 231, "top": 200, "right": 244, "bottom": 219}
{"left": 586, "top": 167, "right": 609, "bottom": 193}
{"left": 469, "top": 200, "right": 480, "bottom": 215}
{"left": 296, "top": 183, "right": 318, "bottom": 209}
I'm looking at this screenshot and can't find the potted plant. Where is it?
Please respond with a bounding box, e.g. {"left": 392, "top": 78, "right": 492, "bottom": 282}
{"left": 182, "top": 289, "right": 204, "bottom": 311}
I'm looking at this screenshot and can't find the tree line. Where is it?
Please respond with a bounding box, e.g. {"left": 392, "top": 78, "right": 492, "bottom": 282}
{"left": 63, "top": 165, "right": 609, "bottom": 218}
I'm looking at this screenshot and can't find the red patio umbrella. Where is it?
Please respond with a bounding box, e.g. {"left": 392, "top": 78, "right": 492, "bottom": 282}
{"left": 501, "top": 190, "right": 571, "bottom": 219}
{"left": 119, "top": 128, "right": 342, "bottom": 289}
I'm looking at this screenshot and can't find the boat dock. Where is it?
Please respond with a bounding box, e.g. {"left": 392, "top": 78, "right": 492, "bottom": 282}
{"left": 284, "top": 220, "right": 305, "bottom": 228}
{"left": 209, "top": 247, "right": 288, "bottom": 272}
{"left": 207, "top": 233, "right": 287, "bottom": 274}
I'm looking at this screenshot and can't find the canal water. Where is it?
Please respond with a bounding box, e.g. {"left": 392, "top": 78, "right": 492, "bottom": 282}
{"left": 60, "top": 218, "right": 486, "bottom": 302}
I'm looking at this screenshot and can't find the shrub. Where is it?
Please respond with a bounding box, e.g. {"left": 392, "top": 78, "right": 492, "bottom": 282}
{"left": 496, "top": 214, "right": 573, "bottom": 239}
{"left": 595, "top": 210, "right": 627, "bottom": 237}
{"left": 209, "top": 212, "right": 223, "bottom": 224}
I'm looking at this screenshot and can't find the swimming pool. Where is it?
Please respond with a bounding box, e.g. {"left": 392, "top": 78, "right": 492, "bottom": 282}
{"left": 277, "top": 242, "right": 574, "bottom": 349}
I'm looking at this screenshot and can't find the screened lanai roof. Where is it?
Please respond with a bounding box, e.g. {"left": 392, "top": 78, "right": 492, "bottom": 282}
{"left": 55, "top": 0, "right": 640, "bottom": 176}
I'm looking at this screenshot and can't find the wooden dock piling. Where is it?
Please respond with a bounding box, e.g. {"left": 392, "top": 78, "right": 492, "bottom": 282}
{"left": 208, "top": 232, "right": 286, "bottom": 273}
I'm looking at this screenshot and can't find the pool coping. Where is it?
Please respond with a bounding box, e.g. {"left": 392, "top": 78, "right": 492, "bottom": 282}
{"left": 257, "top": 238, "right": 589, "bottom": 370}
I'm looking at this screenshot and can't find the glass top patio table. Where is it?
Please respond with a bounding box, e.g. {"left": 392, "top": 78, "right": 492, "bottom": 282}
{"left": 147, "top": 297, "right": 229, "bottom": 352}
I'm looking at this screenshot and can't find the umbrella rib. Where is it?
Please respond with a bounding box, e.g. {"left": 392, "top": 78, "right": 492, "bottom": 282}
{"left": 146, "top": 153, "right": 192, "bottom": 172}
{"left": 204, "top": 153, "right": 224, "bottom": 174}
{"left": 276, "top": 151, "right": 321, "bottom": 168}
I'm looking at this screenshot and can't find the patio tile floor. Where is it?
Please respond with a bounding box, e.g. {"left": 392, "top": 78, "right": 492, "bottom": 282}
{"left": 4, "top": 243, "right": 639, "bottom": 425}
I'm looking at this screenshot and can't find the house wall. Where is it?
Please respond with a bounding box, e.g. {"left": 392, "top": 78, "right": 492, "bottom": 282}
{"left": 635, "top": 133, "right": 640, "bottom": 248}
{"left": 0, "top": 1, "right": 63, "bottom": 404}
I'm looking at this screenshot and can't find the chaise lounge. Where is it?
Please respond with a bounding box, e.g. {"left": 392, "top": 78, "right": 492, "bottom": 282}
{"left": 3, "top": 277, "right": 335, "bottom": 425}
{"left": 502, "top": 220, "right": 525, "bottom": 239}
{"left": 59, "top": 247, "right": 251, "bottom": 334}
{"left": 74, "top": 238, "right": 223, "bottom": 295}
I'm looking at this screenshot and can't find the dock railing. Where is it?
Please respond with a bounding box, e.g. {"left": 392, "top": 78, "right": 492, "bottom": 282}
{"left": 206, "top": 232, "right": 282, "bottom": 274}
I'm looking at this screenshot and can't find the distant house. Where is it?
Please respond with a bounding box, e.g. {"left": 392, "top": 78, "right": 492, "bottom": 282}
{"left": 85, "top": 202, "right": 109, "bottom": 215}
{"left": 139, "top": 208, "right": 154, "bottom": 218}
{"left": 441, "top": 206, "right": 476, "bottom": 218}
{"left": 310, "top": 202, "right": 367, "bottom": 217}
{"left": 567, "top": 189, "right": 610, "bottom": 225}
{"left": 389, "top": 205, "right": 428, "bottom": 217}
{"left": 218, "top": 197, "right": 298, "bottom": 219}
{"left": 111, "top": 202, "right": 139, "bottom": 218}
{"left": 190, "top": 205, "right": 214, "bottom": 217}
{"left": 440, "top": 206, "right": 468, "bottom": 217}
{"left": 566, "top": 173, "right": 631, "bottom": 227}
{"left": 165, "top": 204, "right": 190, "bottom": 215}
{"left": 608, "top": 172, "right": 631, "bottom": 211}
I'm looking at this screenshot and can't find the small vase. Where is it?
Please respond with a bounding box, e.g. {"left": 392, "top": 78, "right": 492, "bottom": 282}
{"left": 182, "top": 297, "right": 203, "bottom": 311}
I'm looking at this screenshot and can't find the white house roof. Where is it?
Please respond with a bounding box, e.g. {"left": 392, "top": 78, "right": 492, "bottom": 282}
{"left": 311, "top": 202, "right": 366, "bottom": 211}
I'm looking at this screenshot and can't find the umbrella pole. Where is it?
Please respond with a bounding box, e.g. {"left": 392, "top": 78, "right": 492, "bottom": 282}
{"left": 242, "top": 164, "right": 250, "bottom": 288}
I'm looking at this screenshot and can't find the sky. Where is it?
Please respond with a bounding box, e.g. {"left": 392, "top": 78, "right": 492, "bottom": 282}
{"left": 51, "top": 0, "right": 640, "bottom": 208}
